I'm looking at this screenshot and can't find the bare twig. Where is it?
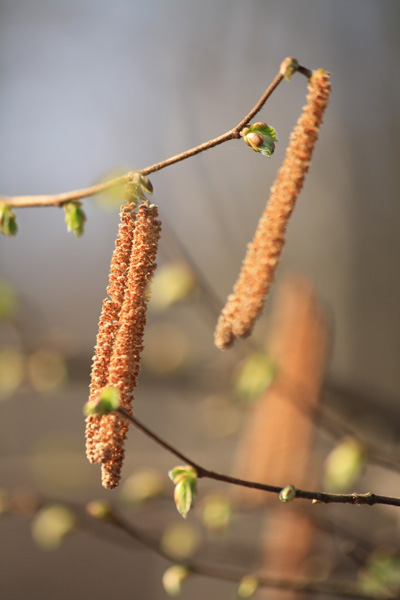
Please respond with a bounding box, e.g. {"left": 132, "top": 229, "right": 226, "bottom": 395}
{"left": 118, "top": 407, "right": 400, "bottom": 509}
{"left": 111, "top": 511, "right": 381, "bottom": 600}
{"left": 2, "top": 67, "right": 289, "bottom": 208}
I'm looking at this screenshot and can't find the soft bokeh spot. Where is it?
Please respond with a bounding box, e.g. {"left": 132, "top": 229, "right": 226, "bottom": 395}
{"left": 162, "top": 565, "right": 189, "bottom": 597}
{"left": 161, "top": 521, "right": 201, "bottom": 560}
{"left": 26, "top": 348, "right": 67, "bottom": 393}
{"left": 120, "top": 468, "right": 165, "bottom": 504}
{"left": 142, "top": 321, "right": 189, "bottom": 375}
{"left": 0, "top": 346, "right": 24, "bottom": 400}
{"left": 150, "top": 262, "right": 196, "bottom": 312}
{"left": 30, "top": 432, "right": 90, "bottom": 492}
{"left": 31, "top": 504, "right": 76, "bottom": 550}
{"left": 323, "top": 437, "right": 366, "bottom": 492}
{"left": 200, "top": 492, "right": 232, "bottom": 533}
{"left": 198, "top": 394, "right": 241, "bottom": 438}
{"left": 0, "top": 280, "right": 18, "bottom": 320}
{"left": 234, "top": 353, "right": 276, "bottom": 403}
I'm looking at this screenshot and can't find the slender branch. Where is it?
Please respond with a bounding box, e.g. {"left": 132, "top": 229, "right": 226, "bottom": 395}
{"left": 2, "top": 68, "right": 287, "bottom": 208}
{"left": 118, "top": 408, "right": 400, "bottom": 509}
{"left": 110, "top": 511, "right": 381, "bottom": 600}
{"left": 4, "top": 490, "right": 385, "bottom": 599}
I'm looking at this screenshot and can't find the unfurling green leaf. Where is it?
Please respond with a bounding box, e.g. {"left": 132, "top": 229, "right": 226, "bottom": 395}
{"left": 279, "top": 484, "right": 296, "bottom": 503}
{"left": 169, "top": 465, "right": 197, "bottom": 518}
{"left": 162, "top": 565, "right": 189, "bottom": 596}
{"left": 64, "top": 201, "right": 86, "bottom": 237}
{"left": 83, "top": 386, "right": 120, "bottom": 416}
{"left": 0, "top": 202, "right": 18, "bottom": 236}
{"left": 241, "top": 122, "right": 278, "bottom": 157}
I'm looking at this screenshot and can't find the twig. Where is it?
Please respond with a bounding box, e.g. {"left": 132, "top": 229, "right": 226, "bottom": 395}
{"left": 118, "top": 407, "right": 400, "bottom": 509}
{"left": 109, "top": 510, "right": 390, "bottom": 599}
{"left": 4, "top": 489, "right": 383, "bottom": 599}
{"left": 2, "top": 68, "right": 288, "bottom": 208}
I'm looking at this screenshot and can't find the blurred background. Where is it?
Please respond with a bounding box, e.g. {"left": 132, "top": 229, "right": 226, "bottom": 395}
{"left": 1, "top": 1, "right": 400, "bottom": 598}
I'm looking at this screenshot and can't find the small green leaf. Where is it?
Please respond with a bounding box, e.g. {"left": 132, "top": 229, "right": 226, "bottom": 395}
{"left": 259, "top": 137, "right": 276, "bottom": 157}
{"left": 174, "top": 479, "right": 194, "bottom": 519}
{"left": 0, "top": 202, "right": 18, "bottom": 237}
{"left": 241, "top": 122, "right": 278, "bottom": 157}
{"left": 249, "top": 122, "right": 278, "bottom": 141}
{"left": 168, "top": 465, "right": 197, "bottom": 484}
{"left": 83, "top": 386, "right": 120, "bottom": 416}
{"left": 64, "top": 201, "right": 86, "bottom": 237}
{"left": 169, "top": 465, "right": 197, "bottom": 518}
{"left": 279, "top": 484, "right": 296, "bottom": 503}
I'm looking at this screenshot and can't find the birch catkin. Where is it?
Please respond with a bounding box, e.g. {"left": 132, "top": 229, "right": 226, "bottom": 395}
{"left": 85, "top": 202, "right": 161, "bottom": 489}
{"left": 85, "top": 203, "right": 136, "bottom": 465}
{"left": 214, "top": 69, "right": 331, "bottom": 350}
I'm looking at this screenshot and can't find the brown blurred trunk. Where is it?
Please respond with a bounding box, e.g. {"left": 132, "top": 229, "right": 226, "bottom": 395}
{"left": 233, "top": 276, "right": 329, "bottom": 598}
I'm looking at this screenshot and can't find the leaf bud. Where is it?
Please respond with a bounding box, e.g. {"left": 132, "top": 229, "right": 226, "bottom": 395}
{"left": 83, "top": 386, "right": 120, "bottom": 416}
{"left": 64, "top": 201, "right": 86, "bottom": 237}
{"left": 242, "top": 122, "right": 278, "bottom": 157}
{"left": 0, "top": 202, "right": 18, "bottom": 236}
{"left": 279, "top": 57, "right": 299, "bottom": 81}
{"left": 279, "top": 484, "right": 296, "bottom": 503}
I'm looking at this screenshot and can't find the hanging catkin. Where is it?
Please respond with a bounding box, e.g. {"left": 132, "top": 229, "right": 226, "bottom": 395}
{"left": 85, "top": 202, "right": 161, "bottom": 489}
{"left": 215, "top": 69, "right": 331, "bottom": 350}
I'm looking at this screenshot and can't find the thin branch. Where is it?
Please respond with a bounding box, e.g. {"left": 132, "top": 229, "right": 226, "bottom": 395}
{"left": 4, "top": 489, "right": 384, "bottom": 599}
{"left": 2, "top": 68, "right": 287, "bottom": 208}
{"left": 109, "top": 510, "right": 390, "bottom": 599}
{"left": 118, "top": 407, "right": 400, "bottom": 509}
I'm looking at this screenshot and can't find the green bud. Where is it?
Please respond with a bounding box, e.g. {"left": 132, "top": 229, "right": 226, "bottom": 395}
{"left": 169, "top": 465, "right": 197, "bottom": 519}
{"left": 64, "top": 201, "right": 86, "bottom": 237}
{"left": 279, "top": 484, "right": 296, "bottom": 503}
{"left": 245, "top": 132, "right": 264, "bottom": 150}
{"left": 279, "top": 57, "right": 299, "bottom": 81}
{"left": 242, "top": 122, "right": 278, "bottom": 157}
{"left": 83, "top": 386, "right": 120, "bottom": 416}
{"left": 0, "top": 202, "right": 18, "bottom": 236}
